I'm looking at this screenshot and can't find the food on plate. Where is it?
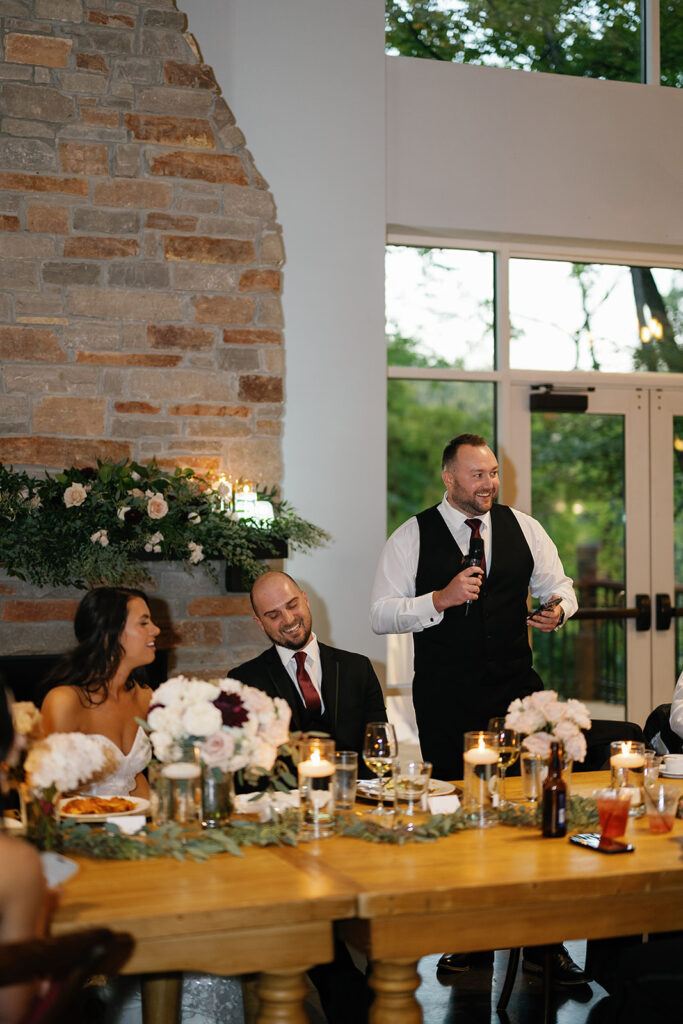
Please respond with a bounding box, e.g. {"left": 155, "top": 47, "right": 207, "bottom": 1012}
{"left": 61, "top": 796, "right": 136, "bottom": 815}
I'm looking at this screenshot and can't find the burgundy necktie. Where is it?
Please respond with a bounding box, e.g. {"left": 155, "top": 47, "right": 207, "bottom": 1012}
{"left": 464, "top": 518, "right": 486, "bottom": 575}
{"left": 294, "top": 651, "right": 321, "bottom": 714}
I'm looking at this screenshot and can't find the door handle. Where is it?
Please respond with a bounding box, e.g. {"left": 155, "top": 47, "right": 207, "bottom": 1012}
{"left": 573, "top": 594, "right": 651, "bottom": 631}
{"left": 656, "top": 593, "right": 674, "bottom": 631}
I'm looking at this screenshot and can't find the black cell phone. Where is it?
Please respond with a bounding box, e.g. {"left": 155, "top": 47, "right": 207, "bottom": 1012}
{"left": 569, "top": 832, "right": 634, "bottom": 854}
{"left": 527, "top": 596, "right": 562, "bottom": 620}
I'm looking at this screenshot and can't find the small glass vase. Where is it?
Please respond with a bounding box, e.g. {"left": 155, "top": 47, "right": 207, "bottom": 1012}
{"left": 201, "top": 767, "right": 235, "bottom": 829}
{"left": 22, "top": 784, "right": 62, "bottom": 851}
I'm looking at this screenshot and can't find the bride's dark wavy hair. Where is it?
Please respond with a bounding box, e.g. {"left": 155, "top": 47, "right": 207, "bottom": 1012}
{"left": 42, "top": 587, "right": 151, "bottom": 706}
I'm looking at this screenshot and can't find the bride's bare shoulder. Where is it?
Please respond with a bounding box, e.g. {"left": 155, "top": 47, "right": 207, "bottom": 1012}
{"left": 40, "top": 685, "right": 83, "bottom": 732}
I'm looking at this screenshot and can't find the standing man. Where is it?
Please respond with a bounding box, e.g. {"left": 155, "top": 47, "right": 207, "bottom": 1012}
{"left": 370, "top": 434, "right": 584, "bottom": 984}
{"left": 371, "top": 433, "right": 577, "bottom": 780}
{"left": 230, "top": 571, "right": 387, "bottom": 771}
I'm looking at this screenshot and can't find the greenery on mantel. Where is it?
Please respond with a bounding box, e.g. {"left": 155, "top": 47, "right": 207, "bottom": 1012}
{"left": 0, "top": 459, "right": 330, "bottom": 590}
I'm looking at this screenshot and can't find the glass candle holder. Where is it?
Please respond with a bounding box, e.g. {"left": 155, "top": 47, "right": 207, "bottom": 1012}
{"left": 609, "top": 740, "right": 646, "bottom": 816}
{"left": 298, "top": 737, "right": 336, "bottom": 838}
{"left": 463, "top": 731, "right": 499, "bottom": 827}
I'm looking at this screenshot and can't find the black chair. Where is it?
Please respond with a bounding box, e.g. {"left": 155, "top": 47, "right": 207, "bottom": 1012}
{"left": 643, "top": 703, "right": 683, "bottom": 755}
{"left": 0, "top": 928, "right": 134, "bottom": 1024}
{"left": 575, "top": 719, "right": 646, "bottom": 772}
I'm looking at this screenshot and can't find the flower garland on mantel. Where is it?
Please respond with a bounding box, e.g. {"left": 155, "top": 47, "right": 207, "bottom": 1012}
{"left": 49, "top": 796, "right": 600, "bottom": 862}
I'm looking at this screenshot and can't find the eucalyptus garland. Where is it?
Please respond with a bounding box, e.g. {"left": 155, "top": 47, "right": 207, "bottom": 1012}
{"left": 53, "top": 796, "right": 601, "bottom": 861}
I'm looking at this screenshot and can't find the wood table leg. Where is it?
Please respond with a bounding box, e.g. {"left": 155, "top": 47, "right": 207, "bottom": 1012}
{"left": 141, "top": 971, "right": 182, "bottom": 1024}
{"left": 256, "top": 969, "right": 309, "bottom": 1024}
{"left": 369, "top": 959, "right": 422, "bottom": 1024}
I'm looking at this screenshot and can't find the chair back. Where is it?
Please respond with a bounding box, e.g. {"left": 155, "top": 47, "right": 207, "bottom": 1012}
{"left": 643, "top": 703, "right": 683, "bottom": 755}
{"left": 575, "top": 719, "right": 646, "bottom": 772}
{"left": 0, "top": 928, "right": 134, "bottom": 1024}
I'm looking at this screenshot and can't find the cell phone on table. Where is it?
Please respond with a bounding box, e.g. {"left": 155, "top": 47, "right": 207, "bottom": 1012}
{"left": 569, "top": 832, "right": 634, "bottom": 854}
{"left": 527, "top": 596, "right": 562, "bottom": 620}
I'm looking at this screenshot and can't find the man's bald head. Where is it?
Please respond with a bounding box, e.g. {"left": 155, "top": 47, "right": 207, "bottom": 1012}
{"left": 250, "top": 571, "right": 312, "bottom": 650}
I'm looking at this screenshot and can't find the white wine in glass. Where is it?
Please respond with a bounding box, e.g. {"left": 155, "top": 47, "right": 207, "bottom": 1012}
{"left": 362, "top": 721, "right": 397, "bottom": 815}
{"left": 487, "top": 717, "right": 520, "bottom": 808}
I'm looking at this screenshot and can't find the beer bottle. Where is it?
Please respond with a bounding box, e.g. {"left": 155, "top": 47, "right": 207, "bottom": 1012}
{"left": 542, "top": 741, "right": 567, "bottom": 838}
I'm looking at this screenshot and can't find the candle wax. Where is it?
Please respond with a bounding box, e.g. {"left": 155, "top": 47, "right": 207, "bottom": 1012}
{"left": 162, "top": 762, "right": 201, "bottom": 780}
{"left": 463, "top": 747, "right": 498, "bottom": 766}
{"left": 299, "top": 759, "right": 334, "bottom": 778}
{"left": 611, "top": 754, "right": 645, "bottom": 769}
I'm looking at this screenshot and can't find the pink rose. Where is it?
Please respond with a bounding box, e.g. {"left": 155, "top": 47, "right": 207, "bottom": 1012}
{"left": 199, "top": 731, "right": 235, "bottom": 771}
{"left": 147, "top": 493, "right": 169, "bottom": 519}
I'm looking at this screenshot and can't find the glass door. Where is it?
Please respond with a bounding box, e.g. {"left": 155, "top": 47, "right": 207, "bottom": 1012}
{"left": 507, "top": 383, "right": 683, "bottom": 729}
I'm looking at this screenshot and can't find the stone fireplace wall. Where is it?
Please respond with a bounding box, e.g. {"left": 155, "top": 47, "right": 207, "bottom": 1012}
{"left": 0, "top": 0, "right": 283, "bottom": 673}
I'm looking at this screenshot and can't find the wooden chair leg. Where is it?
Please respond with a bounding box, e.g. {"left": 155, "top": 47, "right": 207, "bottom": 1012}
{"left": 496, "top": 948, "right": 520, "bottom": 1011}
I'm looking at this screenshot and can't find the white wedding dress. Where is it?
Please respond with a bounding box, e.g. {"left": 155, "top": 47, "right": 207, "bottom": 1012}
{"left": 87, "top": 729, "right": 245, "bottom": 1024}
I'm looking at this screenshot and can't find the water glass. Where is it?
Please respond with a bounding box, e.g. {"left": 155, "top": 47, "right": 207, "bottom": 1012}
{"left": 333, "top": 751, "right": 358, "bottom": 813}
{"left": 163, "top": 759, "right": 201, "bottom": 825}
{"left": 298, "top": 736, "right": 335, "bottom": 838}
{"left": 147, "top": 761, "right": 171, "bottom": 826}
{"left": 520, "top": 751, "right": 548, "bottom": 803}
{"left": 643, "top": 780, "right": 681, "bottom": 834}
{"left": 392, "top": 759, "right": 432, "bottom": 832}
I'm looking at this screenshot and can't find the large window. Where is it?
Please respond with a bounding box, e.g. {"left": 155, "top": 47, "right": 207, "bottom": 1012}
{"left": 509, "top": 260, "right": 683, "bottom": 373}
{"left": 387, "top": 1, "right": 682, "bottom": 87}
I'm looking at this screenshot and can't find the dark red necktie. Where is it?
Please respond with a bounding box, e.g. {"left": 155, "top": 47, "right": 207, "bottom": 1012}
{"left": 464, "top": 518, "right": 487, "bottom": 575}
{"left": 294, "top": 651, "right": 321, "bottom": 714}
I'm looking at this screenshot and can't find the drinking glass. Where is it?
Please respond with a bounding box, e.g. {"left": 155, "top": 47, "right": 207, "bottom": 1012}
{"left": 362, "top": 721, "right": 397, "bottom": 816}
{"left": 643, "top": 780, "right": 681, "bottom": 834}
{"left": 594, "top": 788, "right": 632, "bottom": 838}
{"left": 487, "top": 717, "right": 520, "bottom": 808}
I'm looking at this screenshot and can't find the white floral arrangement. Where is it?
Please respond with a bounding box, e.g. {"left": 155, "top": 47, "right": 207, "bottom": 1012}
{"left": 24, "top": 733, "right": 116, "bottom": 793}
{"left": 146, "top": 675, "right": 292, "bottom": 776}
{"left": 11, "top": 701, "right": 43, "bottom": 741}
{"left": 505, "top": 690, "right": 591, "bottom": 762}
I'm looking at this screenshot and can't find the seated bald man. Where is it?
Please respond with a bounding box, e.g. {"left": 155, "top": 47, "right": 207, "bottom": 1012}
{"left": 230, "top": 571, "right": 387, "bottom": 773}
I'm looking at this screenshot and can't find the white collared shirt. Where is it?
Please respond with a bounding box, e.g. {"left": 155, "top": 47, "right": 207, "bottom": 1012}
{"left": 370, "top": 494, "right": 578, "bottom": 635}
{"left": 274, "top": 632, "right": 325, "bottom": 712}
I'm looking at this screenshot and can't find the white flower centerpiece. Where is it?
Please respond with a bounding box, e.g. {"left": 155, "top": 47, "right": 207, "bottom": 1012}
{"left": 505, "top": 690, "right": 591, "bottom": 766}
{"left": 23, "top": 732, "right": 116, "bottom": 850}
{"left": 145, "top": 676, "right": 293, "bottom": 827}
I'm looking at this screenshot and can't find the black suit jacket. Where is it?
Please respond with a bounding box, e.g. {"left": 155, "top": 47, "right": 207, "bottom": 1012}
{"left": 229, "top": 642, "right": 387, "bottom": 771}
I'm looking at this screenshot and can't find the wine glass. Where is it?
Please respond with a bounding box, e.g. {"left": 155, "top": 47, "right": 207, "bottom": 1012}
{"left": 487, "top": 717, "right": 520, "bottom": 808}
{"left": 362, "top": 721, "right": 398, "bottom": 815}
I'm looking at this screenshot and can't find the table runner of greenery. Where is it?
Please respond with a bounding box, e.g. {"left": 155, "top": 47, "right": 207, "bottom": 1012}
{"left": 51, "top": 795, "right": 599, "bottom": 861}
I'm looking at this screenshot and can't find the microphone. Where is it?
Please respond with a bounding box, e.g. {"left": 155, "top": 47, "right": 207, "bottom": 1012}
{"left": 464, "top": 536, "right": 484, "bottom": 617}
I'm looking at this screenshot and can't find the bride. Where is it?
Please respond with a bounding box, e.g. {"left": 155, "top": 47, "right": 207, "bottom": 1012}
{"left": 41, "top": 586, "right": 246, "bottom": 1024}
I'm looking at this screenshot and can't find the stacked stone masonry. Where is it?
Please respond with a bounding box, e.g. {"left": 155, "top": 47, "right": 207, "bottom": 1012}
{"left": 0, "top": 0, "right": 284, "bottom": 664}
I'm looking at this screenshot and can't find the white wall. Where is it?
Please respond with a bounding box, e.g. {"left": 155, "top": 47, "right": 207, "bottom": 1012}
{"left": 387, "top": 57, "right": 683, "bottom": 249}
{"left": 181, "top": 0, "right": 388, "bottom": 667}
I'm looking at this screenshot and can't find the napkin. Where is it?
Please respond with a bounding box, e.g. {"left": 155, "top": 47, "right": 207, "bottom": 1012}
{"left": 234, "top": 791, "right": 299, "bottom": 821}
{"left": 428, "top": 793, "right": 461, "bottom": 815}
{"left": 108, "top": 814, "right": 146, "bottom": 835}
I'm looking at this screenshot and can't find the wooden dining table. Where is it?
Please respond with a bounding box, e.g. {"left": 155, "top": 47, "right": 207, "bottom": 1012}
{"left": 52, "top": 771, "right": 683, "bottom": 1024}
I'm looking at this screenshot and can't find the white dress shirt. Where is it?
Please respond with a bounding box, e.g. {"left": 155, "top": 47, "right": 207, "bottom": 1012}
{"left": 670, "top": 670, "right": 683, "bottom": 740}
{"left": 275, "top": 632, "right": 325, "bottom": 712}
{"left": 370, "top": 495, "right": 578, "bottom": 635}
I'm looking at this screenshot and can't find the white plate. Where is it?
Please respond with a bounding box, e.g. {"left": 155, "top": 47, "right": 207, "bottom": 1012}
{"left": 356, "top": 779, "right": 456, "bottom": 800}
{"left": 659, "top": 769, "right": 683, "bottom": 779}
{"left": 58, "top": 795, "right": 150, "bottom": 822}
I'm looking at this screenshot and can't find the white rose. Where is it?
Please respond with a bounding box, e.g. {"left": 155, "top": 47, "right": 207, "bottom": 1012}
{"left": 63, "top": 483, "right": 87, "bottom": 508}
{"left": 147, "top": 493, "right": 169, "bottom": 520}
{"left": 117, "top": 506, "right": 130, "bottom": 521}
{"left": 130, "top": 488, "right": 144, "bottom": 499}
{"left": 188, "top": 541, "right": 204, "bottom": 564}
{"left": 188, "top": 511, "right": 201, "bottom": 524}
{"left": 183, "top": 702, "right": 222, "bottom": 738}
{"left": 90, "top": 529, "right": 109, "bottom": 547}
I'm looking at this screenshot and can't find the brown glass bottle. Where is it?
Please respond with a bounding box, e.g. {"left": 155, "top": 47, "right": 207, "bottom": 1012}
{"left": 542, "top": 741, "right": 567, "bottom": 837}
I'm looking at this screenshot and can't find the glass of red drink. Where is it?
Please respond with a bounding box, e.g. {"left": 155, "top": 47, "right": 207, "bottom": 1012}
{"left": 594, "top": 788, "right": 632, "bottom": 838}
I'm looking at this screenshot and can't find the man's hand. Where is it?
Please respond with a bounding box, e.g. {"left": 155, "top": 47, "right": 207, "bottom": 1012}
{"left": 433, "top": 566, "right": 483, "bottom": 613}
{"left": 527, "top": 595, "right": 564, "bottom": 633}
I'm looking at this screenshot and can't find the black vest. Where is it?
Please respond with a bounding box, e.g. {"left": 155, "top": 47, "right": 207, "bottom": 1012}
{"left": 414, "top": 504, "right": 535, "bottom": 691}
